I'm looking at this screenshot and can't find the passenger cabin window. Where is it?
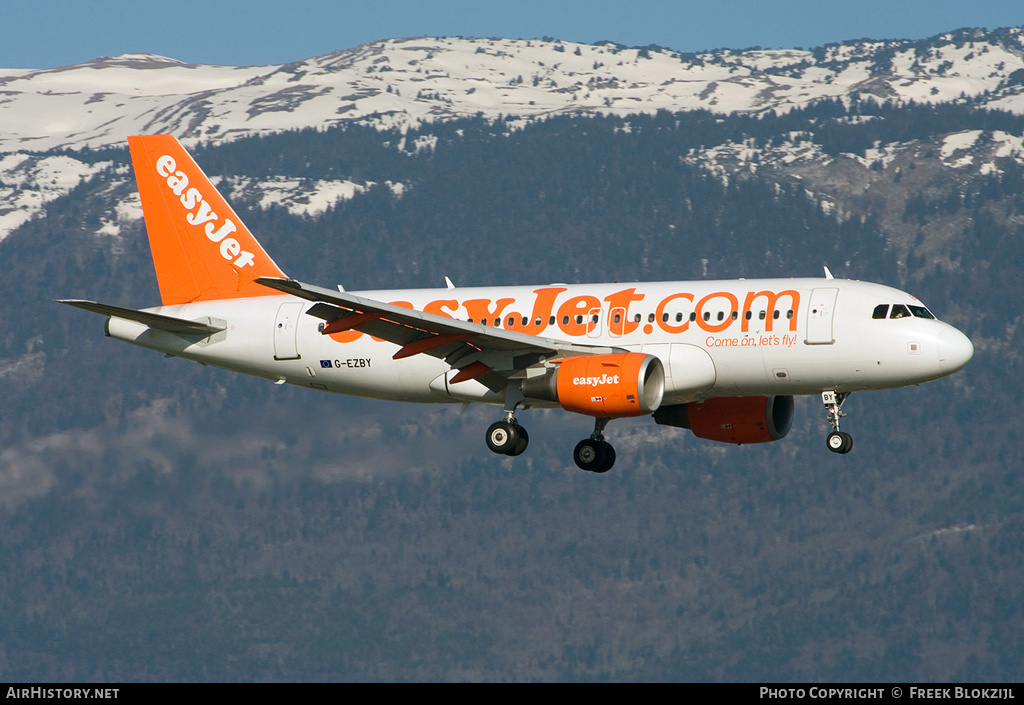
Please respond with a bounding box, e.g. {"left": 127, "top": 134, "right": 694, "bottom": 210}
{"left": 872, "top": 304, "right": 889, "bottom": 319}
{"left": 890, "top": 304, "right": 911, "bottom": 319}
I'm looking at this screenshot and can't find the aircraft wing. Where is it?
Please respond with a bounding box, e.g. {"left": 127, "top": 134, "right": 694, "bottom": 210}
{"left": 256, "top": 277, "right": 621, "bottom": 390}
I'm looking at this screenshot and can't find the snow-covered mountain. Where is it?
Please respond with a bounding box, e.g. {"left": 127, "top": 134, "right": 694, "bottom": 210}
{"left": 4, "top": 31, "right": 1024, "bottom": 154}
{"left": 3, "top": 29, "right": 1024, "bottom": 241}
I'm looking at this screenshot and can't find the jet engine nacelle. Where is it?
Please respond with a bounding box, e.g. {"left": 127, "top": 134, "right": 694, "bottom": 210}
{"left": 522, "top": 352, "right": 665, "bottom": 418}
{"left": 653, "top": 395, "right": 795, "bottom": 444}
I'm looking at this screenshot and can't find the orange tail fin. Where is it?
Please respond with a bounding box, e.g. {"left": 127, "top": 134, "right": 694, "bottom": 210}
{"left": 127, "top": 134, "right": 286, "bottom": 305}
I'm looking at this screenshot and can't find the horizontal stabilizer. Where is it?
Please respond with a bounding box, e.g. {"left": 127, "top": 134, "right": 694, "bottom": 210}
{"left": 57, "top": 300, "right": 226, "bottom": 336}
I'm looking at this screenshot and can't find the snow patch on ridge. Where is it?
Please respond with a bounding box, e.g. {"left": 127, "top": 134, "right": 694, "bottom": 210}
{"left": 0, "top": 154, "right": 112, "bottom": 241}
{"left": 219, "top": 176, "right": 406, "bottom": 217}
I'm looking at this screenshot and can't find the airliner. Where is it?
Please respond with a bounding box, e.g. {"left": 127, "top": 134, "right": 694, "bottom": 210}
{"left": 60, "top": 135, "right": 974, "bottom": 472}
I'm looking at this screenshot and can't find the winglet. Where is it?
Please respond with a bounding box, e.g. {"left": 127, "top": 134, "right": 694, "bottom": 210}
{"left": 127, "top": 135, "right": 286, "bottom": 305}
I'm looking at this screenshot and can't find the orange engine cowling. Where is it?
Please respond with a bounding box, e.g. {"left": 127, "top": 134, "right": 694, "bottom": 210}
{"left": 522, "top": 352, "right": 665, "bottom": 418}
{"left": 653, "top": 395, "right": 794, "bottom": 444}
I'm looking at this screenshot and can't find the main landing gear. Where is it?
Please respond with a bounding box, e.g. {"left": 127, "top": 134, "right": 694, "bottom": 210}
{"left": 822, "top": 390, "right": 853, "bottom": 454}
{"left": 485, "top": 382, "right": 530, "bottom": 457}
{"left": 484, "top": 388, "right": 615, "bottom": 472}
{"left": 485, "top": 417, "right": 530, "bottom": 456}
{"left": 484, "top": 414, "right": 616, "bottom": 472}
{"left": 573, "top": 417, "right": 616, "bottom": 473}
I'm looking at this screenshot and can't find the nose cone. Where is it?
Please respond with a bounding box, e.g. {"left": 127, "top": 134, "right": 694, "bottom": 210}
{"left": 937, "top": 327, "right": 974, "bottom": 375}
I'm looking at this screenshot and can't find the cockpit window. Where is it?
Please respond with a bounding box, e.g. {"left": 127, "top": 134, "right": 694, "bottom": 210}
{"left": 875, "top": 303, "right": 936, "bottom": 320}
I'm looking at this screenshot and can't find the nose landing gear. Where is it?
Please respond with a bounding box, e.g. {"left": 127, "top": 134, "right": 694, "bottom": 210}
{"left": 822, "top": 390, "right": 853, "bottom": 454}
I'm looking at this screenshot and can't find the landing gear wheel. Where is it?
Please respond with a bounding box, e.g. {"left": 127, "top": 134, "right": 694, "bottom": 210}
{"left": 506, "top": 426, "right": 529, "bottom": 456}
{"left": 574, "top": 439, "right": 615, "bottom": 472}
{"left": 486, "top": 421, "right": 520, "bottom": 455}
{"left": 593, "top": 442, "right": 615, "bottom": 473}
{"left": 573, "top": 439, "right": 606, "bottom": 471}
{"left": 826, "top": 431, "right": 853, "bottom": 454}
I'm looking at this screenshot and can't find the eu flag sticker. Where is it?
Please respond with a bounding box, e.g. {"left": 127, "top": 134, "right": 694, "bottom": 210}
{"left": 320, "top": 360, "right": 333, "bottom": 368}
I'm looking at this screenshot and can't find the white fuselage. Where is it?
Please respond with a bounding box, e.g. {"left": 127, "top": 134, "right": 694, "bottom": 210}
{"left": 105, "top": 277, "right": 974, "bottom": 407}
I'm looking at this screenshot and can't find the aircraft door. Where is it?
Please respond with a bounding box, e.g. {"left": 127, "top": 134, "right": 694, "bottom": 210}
{"left": 805, "top": 287, "right": 838, "bottom": 345}
{"left": 273, "top": 301, "right": 304, "bottom": 360}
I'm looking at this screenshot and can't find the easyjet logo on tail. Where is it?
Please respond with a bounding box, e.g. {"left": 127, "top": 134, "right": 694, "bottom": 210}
{"left": 155, "top": 155, "right": 256, "bottom": 269}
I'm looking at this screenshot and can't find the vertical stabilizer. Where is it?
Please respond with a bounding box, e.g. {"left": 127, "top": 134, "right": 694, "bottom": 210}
{"left": 127, "top": 135, "right": 286, "bottom": 305}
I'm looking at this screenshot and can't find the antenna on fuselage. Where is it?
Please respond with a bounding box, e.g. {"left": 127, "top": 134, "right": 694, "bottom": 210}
{"left": 823, "top": 266, "right": 835, "bottom": 280}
